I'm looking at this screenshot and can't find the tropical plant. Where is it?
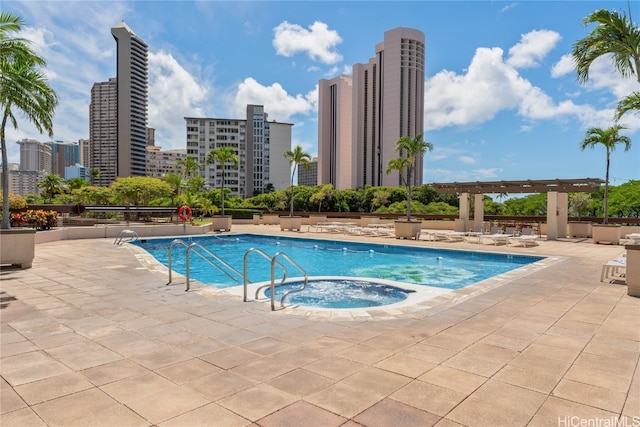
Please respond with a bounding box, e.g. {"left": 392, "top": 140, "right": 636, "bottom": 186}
{"left": 580, "top": 125, "right": 632, "bottom": 223}
{"left": 206, "top": 146, "right": 239, "bottom": 217}
{"left": 310, "top": 184, "right": 334, "bottom": 212}
{"left": 38, "top": 173, "right": 66, "bottom": 203}
{"left": 1, "top": 12, "right": 58, "bottom": 229}
{"left": 163, "top": 172, "right": 184, "bottom": 205}
{"left": 283, "top": 145, "right": 311, "bottom": 216}
{"left": 385, "top": 133, "right": 433, "bottom": 221}
{"left": 572, "top": 8, "right": 640, "bottom": 121}
{"left": 66, "top": 177, "right": 89, "bottom": 191}
{"left": 89, "top": 168, "right": 100, "bottom": 184}
{"left": 569, "top": 193, "right": 593, "bottom": 221}
{"left": 177, "top": 155, "right": 200, "bottom": 178}
{"left": 111, "top": 177, "right": 172, "bottom": 206}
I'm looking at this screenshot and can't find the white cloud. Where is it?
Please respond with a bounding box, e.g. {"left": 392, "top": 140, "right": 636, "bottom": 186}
{"left": 424, "top": 167, "right": 502, "bottom": 183}
{"left": 273, "top": 21, "right": 343, "bottom": 64}
{"left": 148, "top": 51, "right": 209, "bottom": 150}
{"left": 458, "top": 156, "right": 475, "bottom": 164}
{"left": 232, "top": 78, "right": 316, "bottom": 121}
{"left": 551, "top": 54, "right": 575, "bottom": 78}
{"left": 506, "top": 29, "right": 561, "bottom": 69}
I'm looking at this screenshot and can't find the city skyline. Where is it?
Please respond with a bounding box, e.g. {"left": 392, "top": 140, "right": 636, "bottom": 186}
{"left": 2, "top": 1, "right": 639, "bottom": 193}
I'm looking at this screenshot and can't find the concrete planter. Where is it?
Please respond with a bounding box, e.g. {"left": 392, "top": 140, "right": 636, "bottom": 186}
{"left": 568, "top": 221, "right": 592, "bottom": 238}
{"left": 211, "top": 216, "right": 232, "bottom": 232}
{"left": 0, "top": 228, "right": 36, "bottom": 269}
{"left": 308, "top": 215, "right": 327, "bottom": 225}
{"left": 626, "top": 244, "right": 640, "bottom": 297}
{"left": 592, "top": 224, "right": 621, "bottom": 245}
{"left": 394, "top": 220, "right": 421, "bottom": 240}
{"left": 252, "top": 213, "right": 261, "bottom": 225}
{"left": 280, "top": 216, "right": 302, "bottom": 231}
{"left": 262, "top": 214, "right": 280, "bottom": 225}
{"left": 359, "top": 217, "right": 380, "bottom": 227}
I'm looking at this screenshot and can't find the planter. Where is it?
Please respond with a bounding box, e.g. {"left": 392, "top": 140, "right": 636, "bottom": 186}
{"left": 394, "top": 220, "right": 422, "bottom": 240}
{"left": 592, "top": 224, "right": 621, "bottom": 245}
{"left": 211, "top": 216, "right": 232, "bottom": 232}
{"left": 280, "top": 216, "right": 302, "bottom": 231}
{"left": 308, "top": 215, "right": 327, "bottom": 225}
{"left": 625, "top": 244, "right": 640, "bottom": 297}
{"left": 359, "top": 217, "right": 380, "bottom": 227}
{"left": 568, "top": 221, "right": 592, "bottom": 238}
{"left": 0, "top": 228, "right": 36, "bottom": 269}
{"left": 252, "top": 213, "right": 261, "bottom": 225}
{"left": 262, "top": 214, "right": 280, "bottom": 225}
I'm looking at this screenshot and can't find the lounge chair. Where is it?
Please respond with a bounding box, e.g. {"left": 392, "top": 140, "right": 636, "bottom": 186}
{"left": 625, "top": 233, "right": 640, "bottom": 244}
{"left": 425, "top": 231, "right": 466, "bottom": 242}
{"left": 508, "top": 235, "right": 539, "bottom": 247}
{"left": 600, "top": 257, "right": 626, "bottom": 282}
{"left": 480, "top": 233, "right": 512, "bottom": 245}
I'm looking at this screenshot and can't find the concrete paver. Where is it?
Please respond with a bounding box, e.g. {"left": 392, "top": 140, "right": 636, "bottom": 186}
{"left": 1, "top": 224, "right": 639, "bottom": 426}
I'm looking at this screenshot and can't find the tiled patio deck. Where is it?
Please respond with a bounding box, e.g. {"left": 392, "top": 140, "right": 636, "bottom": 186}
{"left": 1, "top": 224, "right": 638, "bottom": 426}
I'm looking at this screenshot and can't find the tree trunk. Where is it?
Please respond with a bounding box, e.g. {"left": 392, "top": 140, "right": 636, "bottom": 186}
{"left": 604, "top": 149, "right": 610, "bottom": 224}
{"left": 1, "top": 112, "right": 11, "bottom": 229}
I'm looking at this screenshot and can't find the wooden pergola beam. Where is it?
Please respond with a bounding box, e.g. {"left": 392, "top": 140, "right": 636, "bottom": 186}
{"left": 431, "top": 178, "right": 604, "bottom": 194}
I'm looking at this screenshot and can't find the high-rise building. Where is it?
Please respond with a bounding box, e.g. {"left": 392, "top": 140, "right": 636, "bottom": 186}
{"left": 17, "top": 138, "right": 51, "bottom": 173}
{"left": 298, "top": 157, "right": 318, "bottom": 187}
{"left": 185, "top": 105, "right": 292, "bottom": 198}
{"left": 45, "top": 140, "right": 79, "bottom": 177}
{"left": 111, "top": 21, "right": 148, "bottom": 178}
{"left": 318, "top": 75, "right": 353, "bottom": 190}
{"left": 78, "top": 138, "right": 90, "bottom": 168}
{"left": 318, "top": 27, "right": 425, "bottom": 189}
{"left": 146, "top": 146, "right": 187, "bottom": 178}
{"left": 90, "top": 78, "right": 117, "bottom": 186}
{"left": 90, "top": 22, "right": 148, "bottom": 187}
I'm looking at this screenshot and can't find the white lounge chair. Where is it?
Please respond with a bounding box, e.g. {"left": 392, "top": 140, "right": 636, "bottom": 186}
{"left": 508, "top": 235, "right": 539, "bottom": 247}
{"left": 625, "top": 233, "right": 640, "bottom": 244}
{"left": 480, "top": 233, "right": 512, "bottom": 245}
{"left": 600, "top": 257, "right": 626, "bottom": 282}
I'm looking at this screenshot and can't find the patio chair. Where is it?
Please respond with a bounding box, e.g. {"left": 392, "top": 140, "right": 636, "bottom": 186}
{"left": 480, "top": 233, "right": 511, "bottom": 245}
{"left": 508, "top": 235, "right": 538, "bottom": 247}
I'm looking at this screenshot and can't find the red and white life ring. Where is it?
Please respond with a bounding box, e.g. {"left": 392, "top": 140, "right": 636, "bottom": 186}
{"left": 177, "top": 205, "right": 192, "bottom": 222}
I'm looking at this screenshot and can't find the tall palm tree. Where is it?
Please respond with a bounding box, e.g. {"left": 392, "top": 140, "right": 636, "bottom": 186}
{"left": 615, "top": 91, "right": 640, "bottom": 120}
{"left": 206, "top": 146, "right": 238, "bottom": 217}
{"left": 572, "top": 9, "right": 640, "bottom": 120}
{"left": 89, "top": 168, "right": 100, "bottom": 185}
{"left": 580, "top": 125, "right": 632, "bottom": 224}
{"left": 386, "top": 134, "right": 433, "bottom": 221}
{"left": 283, "top": 145, "right": 311, "bottom": 217}
{"left": 1, "top": 12, "right": 58, "bottom": 229}
{"left": 163, "top": 172, "right": 184, "bottom": 205}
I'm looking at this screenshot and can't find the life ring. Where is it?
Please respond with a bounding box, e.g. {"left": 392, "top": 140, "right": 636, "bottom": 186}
{"left": 177, "top": 205, "right": 192, "bottom": 222}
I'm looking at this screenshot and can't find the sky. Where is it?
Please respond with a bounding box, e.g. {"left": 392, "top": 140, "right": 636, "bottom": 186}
{"left": 3, "top": 0, "right": 640, "bottom": 190}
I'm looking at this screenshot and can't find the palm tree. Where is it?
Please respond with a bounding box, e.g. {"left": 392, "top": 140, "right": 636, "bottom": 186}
{"left": 572, "top": 8, "right": 640, "bottom": 120}
{"left": 1, "top": 12, "right": 58, "bottom": 229}
{"left": 177, "top": 156, "right": 200, "bottom": 179}
{"left": 386, "top": 134, "right": 433, "bottom": 221}
{"left": 89, "top": 168, "right": 100, "bottom": 185}
{"left": 283, "top": 145, "right": 311, "bottom": 217}
{"left": 206, "top": 146, "right": 238, "bottom": 217}
{"left": 580, "top": 125, "right": 631, "bottom": 223}
{"left": 38, "top": 174, "right": 65, "bottom": 203}
{"left": 163, "top": 172, "right": 184, "bottom": 205}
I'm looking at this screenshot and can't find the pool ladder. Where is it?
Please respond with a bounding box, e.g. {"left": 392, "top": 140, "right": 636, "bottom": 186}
{"left": 166, "top": 240, "right": 308, "bottom": 310}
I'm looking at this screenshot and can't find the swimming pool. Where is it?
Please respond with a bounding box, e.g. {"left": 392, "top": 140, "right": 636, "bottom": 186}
{"left": 133, "top": 234, "right": 543, "bottom": 290}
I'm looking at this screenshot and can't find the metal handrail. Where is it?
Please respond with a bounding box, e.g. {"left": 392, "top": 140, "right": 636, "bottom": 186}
{"left": 186, "top": 243, "right": 243, "bottom": 291}
{"left": 242, "top": 248, "right": 288, "bottom": 302}
{"left": 271, "top": 252, "right": 308, "bottom": 310}
{"left": 167, "top": 239, "right": 190, "bottom": 285}
{"left": 114, "top": 229, "right": 138, "bottom": 245}
{"left": 167, "top": 239, "right": 243, "bottom": 291}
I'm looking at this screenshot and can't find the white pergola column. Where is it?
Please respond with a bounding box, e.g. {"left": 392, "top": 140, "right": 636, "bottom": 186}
{"left": 547, "top": 191, "right": 559, "bottom": 240}
{"left": 557, "top": 192, "right": 568, "bottom": 238}
{"left": 456, "top": 192, "right": 470, "bottom": 231}
{"left": 474, "top": 193, "right": 485, "bottom": 232}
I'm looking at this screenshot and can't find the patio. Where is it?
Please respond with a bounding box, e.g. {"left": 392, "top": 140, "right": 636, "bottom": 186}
{"left": 1, "top": 224, "right": 638, "bottom": 426}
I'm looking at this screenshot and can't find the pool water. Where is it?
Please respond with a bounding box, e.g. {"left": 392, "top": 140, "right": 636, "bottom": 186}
{"left": 264, "top": 279, "right": 414, "bottom": 309}
{"left": 133, "top": 234, "right": 543, "bottom": 290}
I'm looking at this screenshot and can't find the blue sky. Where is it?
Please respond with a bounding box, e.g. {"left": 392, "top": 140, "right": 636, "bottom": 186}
{"left": 4, "top": 0, "right": 639, "bottom": 189}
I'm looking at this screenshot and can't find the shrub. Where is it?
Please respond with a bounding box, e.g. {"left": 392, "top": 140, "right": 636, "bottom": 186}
{"left": 10, "top": 209, "right": 59, "bottom": 230}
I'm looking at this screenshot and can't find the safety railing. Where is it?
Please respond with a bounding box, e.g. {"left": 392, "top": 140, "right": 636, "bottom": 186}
{"left": 166, "top": 239, "right": 243, "bottom": 291}
{"left": 243, "top": 248, "right": 288, "bottom": 303}
{"left": 271, "top": 252, "right": 308, "bottom": 311}
{"left": 114, "top": 229, "right": 138, "bottom": 245}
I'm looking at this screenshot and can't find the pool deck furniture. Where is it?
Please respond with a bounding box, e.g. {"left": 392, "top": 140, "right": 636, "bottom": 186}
{"left": 480, "top": 233, "right": 512, "bottom": 245}
{"left": 507, "top": 235, "right": 539, "bottom": 247}
{"left": 600, "top": 257, "right": 626, "bottom": 282}
{"left": 625, "top": 233, "right": 640, "bottom": 244}
{"left": 2, "top": 224, "right": 638, "bottom": 426}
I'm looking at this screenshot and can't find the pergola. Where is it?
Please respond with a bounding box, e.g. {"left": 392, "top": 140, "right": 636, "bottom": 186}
{"left": 431, "top": 178, "right": 605, "bottom": 240}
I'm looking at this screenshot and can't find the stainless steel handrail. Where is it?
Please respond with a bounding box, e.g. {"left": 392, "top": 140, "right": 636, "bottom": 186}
{"left": 271, "top": 252, "right": 308, "bottom": 310}
{"left": 167, "top": 239, "right": 190, "bottom": 285}
{"left": 114, "top": 229, "right": 138, "bottom": 245}
{"left": 242, "top": 248, "right": 288, "bottom": 302}
{"left": 186, "top": 243, "right": 243, "bottom": 291}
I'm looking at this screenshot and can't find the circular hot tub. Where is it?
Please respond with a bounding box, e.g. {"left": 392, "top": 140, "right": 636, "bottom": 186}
{"left": 263, "top": 278, "right": 414, "bottom": 309}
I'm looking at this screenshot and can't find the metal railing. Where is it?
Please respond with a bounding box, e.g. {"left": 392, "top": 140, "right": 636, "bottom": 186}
{"left": 243, "top": 248, "right": 288, "bottom": 302}
{"left": 271, "top": 252, "right": 308, "bottom": 311}
{"left": 114, "top": 229, "right": 138, "bottom": 245}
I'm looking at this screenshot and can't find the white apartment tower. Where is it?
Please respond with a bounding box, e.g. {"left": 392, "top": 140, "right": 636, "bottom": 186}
{"left": 319, "top": 27, "right": 425, "bottom": 189}
{"left": 185, "top": 105, "right": 292, "bottom": 198}
{"left": 318, "top": 75, "right": 353, "bottom": 190}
